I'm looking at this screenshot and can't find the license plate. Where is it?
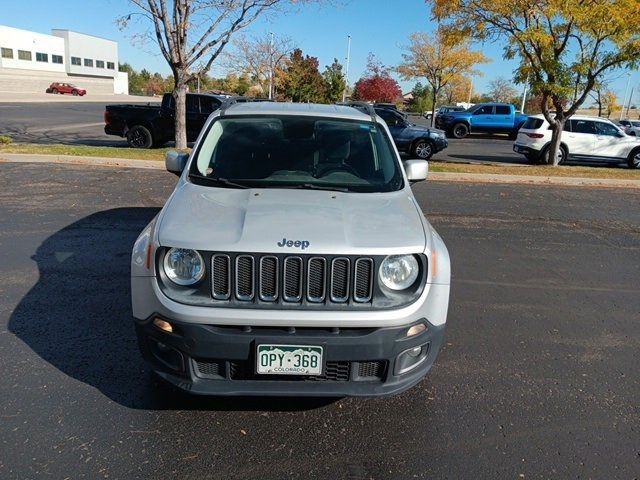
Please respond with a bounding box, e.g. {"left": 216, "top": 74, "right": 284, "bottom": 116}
{"left": 514, "top": 145, "right": 525, "bottom": 153}
{"left": 256, "top": 344, "right": 323, "bottom": 375}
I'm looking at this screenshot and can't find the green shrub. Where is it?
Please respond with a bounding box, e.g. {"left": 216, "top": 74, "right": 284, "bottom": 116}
{"left": 0, "top": 135, "right": 13, "bottom": 145}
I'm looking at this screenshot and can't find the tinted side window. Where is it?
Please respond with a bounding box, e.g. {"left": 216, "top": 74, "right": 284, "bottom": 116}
{"left": 571, "top": 120, "right": 596, "bottom": 134}
{"left": 474, "top": 105, "right": 494, "bottom": 115}
{"left": 377, "top": 109, "right": 402, "bottom": 127}
{"left": 200, "top": 97, "right": 221, "bottom": 115}
{"left": 495, "top": 106, "right": 511, "bottom": 115}
{"left": 594, "top": 122, "right": 620, "bottom": 136}
{"left": 522, "top": 118, "right": 544, "bottom": 129}
{"left": 186, "top": 95, "right": 200, "bottom": 113}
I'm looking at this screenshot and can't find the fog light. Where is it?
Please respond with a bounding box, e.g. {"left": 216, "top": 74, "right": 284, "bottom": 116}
{"left": 395, "top": 343, "right": 430, "bottom": 375}
{"left": 153, "top": 318, "right": 173, "bottom": 333}
{"left": 406, "top": 323, "right": 427, "bottom": 338}
{"left": 407, "top": 346, "right": 422, "bottom": 357}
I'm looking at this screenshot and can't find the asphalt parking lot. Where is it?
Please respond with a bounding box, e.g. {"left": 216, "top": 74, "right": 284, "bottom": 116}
{"left": 0, "top": 101, "right": 526, "bottom": 165}
{"left": 1, "top": 162, "right": 638, "bottom": 479}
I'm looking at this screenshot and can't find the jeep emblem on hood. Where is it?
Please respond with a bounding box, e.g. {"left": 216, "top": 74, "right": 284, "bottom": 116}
{"left": 277, "top": 238, "right": 310, "bottom": 250}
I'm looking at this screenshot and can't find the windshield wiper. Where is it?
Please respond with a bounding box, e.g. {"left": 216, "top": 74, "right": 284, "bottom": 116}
{"left": 189, "top": 174, "right": 250, "bottom": 189}
{"left": 289, "top": 183, "right": 350, "bottom": 193}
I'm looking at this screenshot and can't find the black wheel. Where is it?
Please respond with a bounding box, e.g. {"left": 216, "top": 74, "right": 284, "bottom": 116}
{"left": 540, "top": 144, "right": 567, "bottom": 165}
{"left": 126, "top": 125, "right": 154, "bottom": 149}
{"left": 72, "top": 90, "right": 78, "bottom": 96}
{"left": 51, "top": 88, "right": 58, "bottom": 94}
{"left": 508, "top": 129, "right": 518, "bottom": 140}
{"left": 452, "top": 123, "right": 469, "bottom": 139}
{"left": 411, "top": 139, "right": 434, "bottom": 160}
{"left": 628, "top": 148, "right": 640, "bottom": 169}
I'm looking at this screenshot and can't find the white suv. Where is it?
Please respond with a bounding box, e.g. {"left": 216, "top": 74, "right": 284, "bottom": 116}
{"left": 513, "top": 114, "right": 640, "bottom": 168}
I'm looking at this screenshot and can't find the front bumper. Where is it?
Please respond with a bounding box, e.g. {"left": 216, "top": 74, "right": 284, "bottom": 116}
{"left": 135, "top": 316, "right": 445, "bottom": 396}
{"left": 432, "top": 136, "right": 448, "bottom": 152}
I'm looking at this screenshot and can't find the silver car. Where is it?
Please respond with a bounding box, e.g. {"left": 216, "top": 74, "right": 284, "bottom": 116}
{"left": 131, "top": 101, "right": 451, "bottom": 396}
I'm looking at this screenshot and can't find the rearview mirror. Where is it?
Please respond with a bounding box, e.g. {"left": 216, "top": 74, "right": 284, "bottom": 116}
{"left": 165, "top": 151, "right": 189, "bottom": 176}
{"left": 403, "top": 159, "right": 428, "bottom": 182}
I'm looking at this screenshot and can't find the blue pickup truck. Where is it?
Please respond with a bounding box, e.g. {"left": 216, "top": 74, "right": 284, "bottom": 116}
{"left": 435, "top": 103, "right": 528, "bottom": 139}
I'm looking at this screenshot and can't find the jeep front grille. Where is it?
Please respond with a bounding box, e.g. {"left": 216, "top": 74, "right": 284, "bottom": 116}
{"left": 211, "top": 254, "right": 374, "bottom": 306}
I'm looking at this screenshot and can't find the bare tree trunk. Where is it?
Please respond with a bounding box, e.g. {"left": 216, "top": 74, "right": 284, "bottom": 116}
{"left": 173, "top": 81, "right": 188, "bottom": 150}
{"left": 547, "top": 118, "right": 566, "bottom": 166}
{"left": 430, "top": 88, "right": 437, "bottom": 127}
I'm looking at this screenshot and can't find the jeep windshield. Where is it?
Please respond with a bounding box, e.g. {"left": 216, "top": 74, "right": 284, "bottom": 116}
{"left": 189, "top": 115, "right": 404, "bottom": 193}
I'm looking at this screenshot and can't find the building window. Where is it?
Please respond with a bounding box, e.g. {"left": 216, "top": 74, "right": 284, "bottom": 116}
{"left": 96, "top": 60, "right": 105, "bottom": 68}
{"left": 18, "top": 50, "right": 32, "bottom": 61}
{"left": 1, "top": 47, "right": 13, "bottom": 59}
{"left": 36, "top": 52, "right": 49, "bottom": 62}
{"left": 52, "top": 54, "right": 63, "bottom": 64}
{"left": 71, "top": 56, "right": 81, "bottom": 66}
{"left": 107, "top": 61, "right": 115, "bottom": 70}
{"left": 84, "top": 58, "right": 93, "bottom": 67}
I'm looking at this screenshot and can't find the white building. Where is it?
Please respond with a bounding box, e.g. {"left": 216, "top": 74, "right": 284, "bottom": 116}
{"left": 0, "top": 25, "right": 128, "bottom": 95}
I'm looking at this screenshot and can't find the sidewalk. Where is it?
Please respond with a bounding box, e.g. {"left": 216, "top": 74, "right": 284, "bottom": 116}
{"left": 1, "top": 153, "right": 640, "bottom": 189}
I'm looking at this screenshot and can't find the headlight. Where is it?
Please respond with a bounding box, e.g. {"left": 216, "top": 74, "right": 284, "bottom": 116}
{"left": 430, "top": 131, "right": 445, "bottom": 139}
{"left": 379, "top": 255, "right": 419, "bottom": 290}
{"left": 163, "top": 248, "right": 205, "bottom": 286}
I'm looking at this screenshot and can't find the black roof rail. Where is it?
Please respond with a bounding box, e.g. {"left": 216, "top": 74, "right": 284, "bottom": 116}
{"left": 219, "top": 97, "right": 238, "bottom": 116}
{"left": 339, "top": 101, "right": 378, "bottom": 124}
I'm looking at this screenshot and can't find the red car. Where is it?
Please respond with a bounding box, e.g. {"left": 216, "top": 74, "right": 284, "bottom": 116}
{"left": 45, "top": 82, "right": 87, "bottom": 96}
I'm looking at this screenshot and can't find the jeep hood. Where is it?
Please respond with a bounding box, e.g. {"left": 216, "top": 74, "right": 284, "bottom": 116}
{"left": 157, "top": 182, "right": 427, "bottom": 255}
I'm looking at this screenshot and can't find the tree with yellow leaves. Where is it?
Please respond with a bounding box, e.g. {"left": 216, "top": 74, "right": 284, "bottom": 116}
{"left": 429, "top": 0, "right": 640, "bottom": 166}
{"left": 441, "top": 75, "right": 473, "bottom": 105}
{"left": 398, "top": 29, "right": 489, "bottom": 126}
{"left": 602, "top": 90, "right": 621, "bottom": 119}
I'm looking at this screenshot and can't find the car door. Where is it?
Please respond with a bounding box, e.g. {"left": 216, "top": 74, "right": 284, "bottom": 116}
{"left": 185, "top": 95, "right": 203, "bottom": 142}
{"left": 197, "top": 96, "right": 221, "bottom": 135}
{"left": 565, "top": 119, "right": 596, "bottom": 157}
{"left": 592, "top": 121, "right": 628, "bottom": 160}
{"left": 494, "top": 105, "right": 513, "bottom": 130}
{"left": 470, "top": 105, "right": 495, "bottom": 129}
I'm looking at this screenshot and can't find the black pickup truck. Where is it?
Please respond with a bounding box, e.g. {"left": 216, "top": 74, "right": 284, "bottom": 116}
{"left": 104, "top": 92, "right": 226, "bottom": 148}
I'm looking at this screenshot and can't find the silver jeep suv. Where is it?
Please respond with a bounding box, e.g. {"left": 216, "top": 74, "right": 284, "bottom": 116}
{"left": 131, "top": 101, "right": 451, "bottom": 396}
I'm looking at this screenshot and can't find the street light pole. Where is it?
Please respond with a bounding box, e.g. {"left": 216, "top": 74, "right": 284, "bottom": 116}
{"left": 520, "top": 82, "right": 528, "bottom": 113}
{"left": 268, "top": 32, "right": 274, "bottom": 100}
{"left": 342, "top": 35, "right": 351, "bottom": 103}
{"left": 620, "top": 73, "right": 631, "bottom": 120}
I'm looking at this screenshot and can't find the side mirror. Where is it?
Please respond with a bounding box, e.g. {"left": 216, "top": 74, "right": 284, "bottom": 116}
{"left": 165, "top": 150, "right": 189, "bottom": 176}
{"left": 403, "top": 159, "right": 428, "bottom": 183}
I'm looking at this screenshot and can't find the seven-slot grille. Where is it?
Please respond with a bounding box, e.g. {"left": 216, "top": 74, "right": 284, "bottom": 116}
{"left": 211, "top": 254, "right": 374, "bottom": 305}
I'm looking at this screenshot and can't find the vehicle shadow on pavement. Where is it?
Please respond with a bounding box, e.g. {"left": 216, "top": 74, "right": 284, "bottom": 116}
{"left": 8, "top": 207, "right": 335, "bottom": 412}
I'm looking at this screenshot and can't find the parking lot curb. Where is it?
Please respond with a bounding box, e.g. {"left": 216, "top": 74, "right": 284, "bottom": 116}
{"left": 428, "top": 171, "right": 640, "bottom": 189}
{"left": 0, "top": 153, "right": 163, "bottom": 170}
{"left": 1, "top": 153, "right": 639, "bottom": 189}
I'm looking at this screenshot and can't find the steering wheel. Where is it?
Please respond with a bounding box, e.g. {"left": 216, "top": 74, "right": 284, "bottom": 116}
{"left": 314, "top": 163, "right": 359, "bottom": 178}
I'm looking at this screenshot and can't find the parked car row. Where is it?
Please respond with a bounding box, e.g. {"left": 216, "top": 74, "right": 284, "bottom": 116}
{"left": 102, "top": 96, "right": 640, "bottom": 168}
{"left": 105, "top": 95, "right": 450, "bottom": 160}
